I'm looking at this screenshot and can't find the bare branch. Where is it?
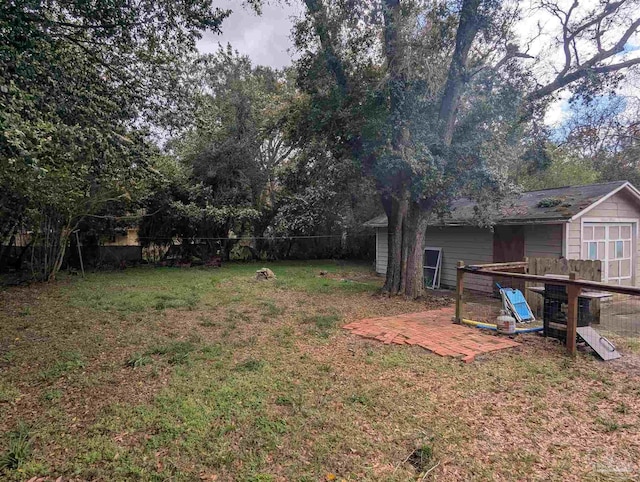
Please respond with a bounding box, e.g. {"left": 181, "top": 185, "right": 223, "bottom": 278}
{"left": 592, "top": 57, "right": 640, "bottom": 74}
{"left": 492, "top": 45, "right": 535, "bottom": 72}
{"left": 560, "top": 0, "right": 579, "bottom": 77}
{"left": 526, "top": 5, "right": 640, "bottom": 103}
{"left": 567, "top": 0, "right": 628, "bottom": 42}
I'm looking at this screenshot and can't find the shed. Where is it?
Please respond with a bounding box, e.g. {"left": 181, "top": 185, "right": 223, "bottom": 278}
{"left": 365, "top": 181, "right": 640, "bottom": 293}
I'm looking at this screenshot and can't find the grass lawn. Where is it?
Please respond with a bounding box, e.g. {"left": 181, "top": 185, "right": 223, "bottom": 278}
{"left": 1, "top": 260, "right": 639, "bottom": 481}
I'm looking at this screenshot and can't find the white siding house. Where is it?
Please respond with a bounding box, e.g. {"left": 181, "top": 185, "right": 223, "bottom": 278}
{"left": 367, "top": 181, "right": 640, "bottom": 293}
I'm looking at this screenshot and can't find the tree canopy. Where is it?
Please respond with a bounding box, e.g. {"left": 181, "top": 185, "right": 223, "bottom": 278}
{"left": 0, "top": 0, "right": 237, "bottom": 278}
{"left": 293, "top": 0, "right": 640, "bottom": 297}
{"left": 139, "top": 47, "right": 378, "bottom": 261}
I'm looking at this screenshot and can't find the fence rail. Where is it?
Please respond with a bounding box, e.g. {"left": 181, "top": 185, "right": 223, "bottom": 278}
{"left": 462, "top": 266, "right": 640, "bottom": 296}
{"left": 456, "top": 259, "right": 640, "bottom": 356}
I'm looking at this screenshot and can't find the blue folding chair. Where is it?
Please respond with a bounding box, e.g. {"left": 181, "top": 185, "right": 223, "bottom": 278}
{"left": 496, "top": 283, "right": 535, "bottom": 323}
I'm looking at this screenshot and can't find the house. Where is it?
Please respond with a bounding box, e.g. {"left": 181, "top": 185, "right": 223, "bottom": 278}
{"left": 103, "top": 227, "right": 140, "bottom": 246}
{"left": 365, "top": 181, "right": 640, "bottom": 293}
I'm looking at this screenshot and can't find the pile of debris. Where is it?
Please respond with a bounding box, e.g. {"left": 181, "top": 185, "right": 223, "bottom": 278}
{"left": 255, "top": 268, "right": 276, "bottom": 281}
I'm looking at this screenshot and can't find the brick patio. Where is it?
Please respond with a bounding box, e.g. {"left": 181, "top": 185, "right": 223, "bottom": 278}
{"left": 343, "top": 306, "right": 520, "bottom": 363}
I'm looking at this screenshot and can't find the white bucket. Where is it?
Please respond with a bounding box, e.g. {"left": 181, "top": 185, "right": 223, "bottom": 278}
{"left": 496, "top": 310, "right": 516, "bottom": 335}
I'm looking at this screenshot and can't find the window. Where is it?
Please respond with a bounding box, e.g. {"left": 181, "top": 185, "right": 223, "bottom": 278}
{"left": 582, "top": 222, "right": 634, "bottom": 285}
{"left": 615, "top": 240, "right": 624, "bottom": 259}
{"left": 423, "top": 248, "right": 442, "bottom": 289}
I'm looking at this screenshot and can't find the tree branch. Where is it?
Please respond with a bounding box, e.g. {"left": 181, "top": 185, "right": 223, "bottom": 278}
{"left": 438, "top": 0, "right": 482, "bottom": 145}
{"left": 304, "top": 0, "right": 349, "bottom": 93}
{"left": 567, "top": 0, "right": 627, "bottom": 42}
{"left": 526, "top": 11, "right": 640, "bottom": 103}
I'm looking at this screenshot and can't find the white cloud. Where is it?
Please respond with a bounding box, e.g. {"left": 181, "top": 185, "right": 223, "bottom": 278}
{"left": 197, "top": 0, "right": 302, "bottom": 69}
{"left": 544, "top": 91, "right": 572, "bottom": 127}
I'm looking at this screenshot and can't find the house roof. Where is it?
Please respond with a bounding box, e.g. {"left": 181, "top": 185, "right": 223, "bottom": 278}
{"left": 364, "top": 181, "right": 640, "bottom": 228}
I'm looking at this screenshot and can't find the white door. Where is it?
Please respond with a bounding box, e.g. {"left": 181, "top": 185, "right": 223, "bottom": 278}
{"left": 582, "top": 223, "right": 634, "bottom": 285}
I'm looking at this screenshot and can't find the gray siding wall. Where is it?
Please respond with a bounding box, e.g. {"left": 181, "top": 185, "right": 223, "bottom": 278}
{"left": 375, "top": 228, "right": 388, "bottom": 275}
{"left": 376, "top": 224, "right": 565, "bottom": 294}
{"left": 524, "top": 224, "right": 563, "bottom": 258}
{"left": 374, "top": 226, "right": 493, "bottom": 293}
{"left": 426, "top": 226, "right": 494, "bottom": 293}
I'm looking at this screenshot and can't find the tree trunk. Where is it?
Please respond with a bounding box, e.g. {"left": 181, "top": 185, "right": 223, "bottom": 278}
{"left": 381, "top": 0, "right": 482, "bottom": 297}
{"left": 0, "top": 226, "right": 17, "bottom": 272}
{"left": 382, "top": 188, "right": 430, "bottom": 299}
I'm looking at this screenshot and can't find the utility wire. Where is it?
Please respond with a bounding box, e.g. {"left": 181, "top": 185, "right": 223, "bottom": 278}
{"left": 135, "top": 234, "right": 374, "bottom": 241}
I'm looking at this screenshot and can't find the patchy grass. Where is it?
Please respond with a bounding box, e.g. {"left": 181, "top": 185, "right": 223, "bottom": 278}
{"left": 38, "top": 351, "right": 85, "bottom": 381}
{"left": 0, "top": 422, "right": 32, "bottom": 471}
{"left": 303, "top": 313, "right": 342, "bottom": 338}
{"left": 0, "top": 381, "right": 20, "bottom": 404}
{"left": 0, "top": 260, "right": 639, "bottom": 481}
{"left": 125, "top": 353, "right": 152, "bottom": 369}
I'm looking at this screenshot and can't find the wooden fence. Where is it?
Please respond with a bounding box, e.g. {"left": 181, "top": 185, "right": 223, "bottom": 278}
{"left": 455, "top": 259, "right": 640, "bottom": 356}
{"left": 525, "top": 258, "right": 602, "bottom": 318}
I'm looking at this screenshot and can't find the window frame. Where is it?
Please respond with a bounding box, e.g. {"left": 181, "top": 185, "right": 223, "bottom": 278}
{"left": 581, "top": 220, "right": 636, "bottom": 285}
{"left": 423, "top": 247, "right": 442, "bottom": 289}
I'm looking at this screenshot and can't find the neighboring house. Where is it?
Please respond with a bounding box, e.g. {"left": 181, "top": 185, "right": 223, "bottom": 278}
{"left": 365, "top": 181, "right": 640, "bottom": 293}
{"left": 103, "top": 228, "right": 140, "bottom": 246}
{"left": 10, "top": 227, "right": 140, "bottom": 247}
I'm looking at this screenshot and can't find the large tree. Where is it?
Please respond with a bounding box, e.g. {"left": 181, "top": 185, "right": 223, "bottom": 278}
{"left": 0, "top": 0, "right": 239, "bottom": 278}
{"left": 166, "top": 47, "right": 296, "bottom": 258}
{"left": 295, "top": 0, "right": 640, "bottom": 298}
{"left": 164, "top": 47, "right": 379, "bottom": 260}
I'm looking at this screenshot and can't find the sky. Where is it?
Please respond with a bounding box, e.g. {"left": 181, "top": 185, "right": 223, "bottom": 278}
{"left": 197, "top": 0, "right": 302, "bottom": 69}
{"left": 198, "top": 0, "right": 639, "bottom": 128}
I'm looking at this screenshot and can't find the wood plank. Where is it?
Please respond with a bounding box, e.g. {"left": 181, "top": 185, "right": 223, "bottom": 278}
{"left": 455, "top": 260, "right": 465, "bottom": 324}
{"left": 462, "top": 267, "right": 640, "bottom": 296}
{"left": 467, "top": 262, "right": 528, "bottom": 270}
{"left": 576, "top": 326, "right": 622, "bottom": 361}
{"left": 566, "top": 272, "right": 580, "bottom": 356}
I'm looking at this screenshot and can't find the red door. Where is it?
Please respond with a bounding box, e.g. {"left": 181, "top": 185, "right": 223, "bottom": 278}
{"left": 493, "top": 225, "right": 525, "bottom": 293}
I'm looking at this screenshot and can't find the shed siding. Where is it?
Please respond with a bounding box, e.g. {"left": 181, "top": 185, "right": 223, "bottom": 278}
{"left": 375, "top": 228, "right": 388, "bottom": 275}
{"left": 374, "top": 226, "right": 494, "bottom": 292}
{"left": 524, "top": 224, "right": 563, "bottom": 259}
{"left": 425, "top": 226, "right": 494, "bottom": 293}
{"left": 567, "top": 189, "right": 640, "bottom": 284}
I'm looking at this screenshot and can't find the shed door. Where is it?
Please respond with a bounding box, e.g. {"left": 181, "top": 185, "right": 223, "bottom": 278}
{"left": 493, "top": 226, "right": 525, "bottom": 263}
{"left": 583, "top": 223, "right": 634, "bottom": 285}
{"left": 493, "top": 226, "right": 525, "bottom": 292}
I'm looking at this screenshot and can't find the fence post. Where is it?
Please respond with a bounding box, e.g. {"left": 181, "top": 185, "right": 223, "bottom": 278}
{"left": 455, "top": 261, "right": 465, "bottom": 324}
{"left": 566, "top": 271, "right": 581, "bottom": 357}
{"left": 75, "top": 231, "right": 85, "bottom": 278}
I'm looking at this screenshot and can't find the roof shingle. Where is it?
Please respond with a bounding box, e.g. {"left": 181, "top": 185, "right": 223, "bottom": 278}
{"left": 364, "top": 181, "right": 637, "bottom": 228}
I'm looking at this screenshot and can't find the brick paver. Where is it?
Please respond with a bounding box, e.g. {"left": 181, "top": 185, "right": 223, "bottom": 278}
{"left": 343, "top": 307, "right": 520, "bottom": 363}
